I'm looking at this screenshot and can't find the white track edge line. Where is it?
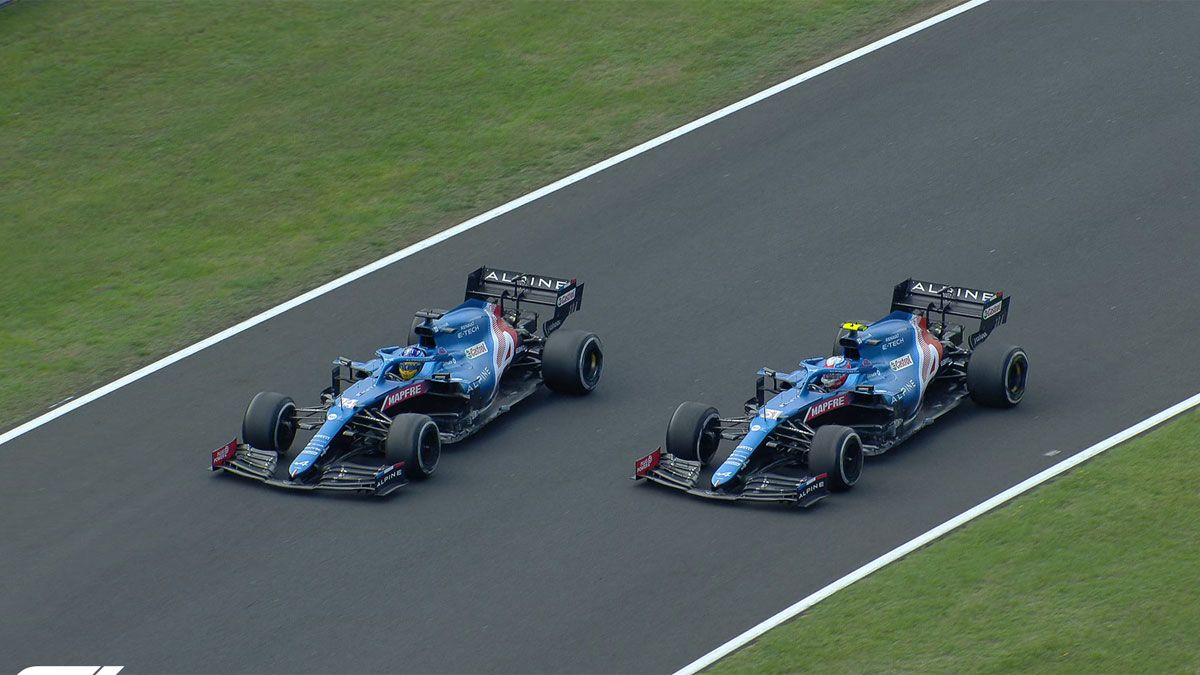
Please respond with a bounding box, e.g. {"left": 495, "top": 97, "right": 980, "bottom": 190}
{"left": 0, "top": 0, "right": 990, "bottom": 448}
{"left": 675, "top": 390, "right": 1200, "bottom": 675}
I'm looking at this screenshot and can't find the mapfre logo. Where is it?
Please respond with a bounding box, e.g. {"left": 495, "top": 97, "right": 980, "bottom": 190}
{"left": 382, "top": 382, "right": 428, "bottom": 410}
{"left": 804, "top": 393, "right": 849, "bottom": 422}
{"left": 18, "top": 662, "right": 123, "bottom": 667}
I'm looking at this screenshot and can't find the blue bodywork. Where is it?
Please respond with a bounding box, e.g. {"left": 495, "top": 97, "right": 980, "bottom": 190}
{"left": 636, "top": 278, "right": 1013, "bottom": 507}
{"left": 710, "top": 310, "right": 944, "bottom": 488}
{"left": 289, "top": 298, "right": 519, "bottom": 478}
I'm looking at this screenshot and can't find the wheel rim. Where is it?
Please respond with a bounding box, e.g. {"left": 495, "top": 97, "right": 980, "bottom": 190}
{"left": 274, "top": 402, "right": 296, "bottom": 452}
{"left": 697, "top": 413, "right": 720, "bottom": 462}
{"left": 841, "top": 435, "right": 863, "bottom": 485}
{"left": 1005, "top": 353, "right": 1028, "bottom": 403}
{"left": 578, "top": 339, "right": 603, "bottom": 389}
{"left": 418, "top": 423, "right": 440, "bottom": 474}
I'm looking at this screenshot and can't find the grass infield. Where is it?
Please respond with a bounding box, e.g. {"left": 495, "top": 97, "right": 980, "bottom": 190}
{"left": 712, "top": 410, "right": 1200, "bottom": 673}
{"left": 0, "top": 0, "right": 951, "bottom": 430}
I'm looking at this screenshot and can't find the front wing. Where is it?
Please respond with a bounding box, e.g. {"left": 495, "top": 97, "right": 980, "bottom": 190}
{"left": 210, "top": 439, "right": 408, "bottom": 497}
{"left": 633, "top": 448, "right": 829, "bottom": 507}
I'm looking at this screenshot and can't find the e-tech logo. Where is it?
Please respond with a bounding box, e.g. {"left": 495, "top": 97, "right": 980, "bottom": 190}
{"left": 456, "top": 322, "right": 481, "bottom": 339}
{"left": 19, "top": 662, "right": 124, "bottom": 667}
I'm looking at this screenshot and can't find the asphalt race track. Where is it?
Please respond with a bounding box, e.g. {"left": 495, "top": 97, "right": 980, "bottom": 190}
{"left": 4, "top": 2, "right": 1199, "bottom": 672}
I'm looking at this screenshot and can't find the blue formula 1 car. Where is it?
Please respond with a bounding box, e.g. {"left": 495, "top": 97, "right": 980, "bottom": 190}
{"left": 634, "top": 279, "right": 1028, "bottom": 507}
{"left": 211, "top": 267, "right": 603, "bottom": 496}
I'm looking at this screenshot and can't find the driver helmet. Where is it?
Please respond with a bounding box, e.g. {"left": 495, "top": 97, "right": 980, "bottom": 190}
{"left": 820, "top": 355, "right": 850, "bottom": 390}
{"left": 397, "top": 346, "right": 425, "bottom": 381}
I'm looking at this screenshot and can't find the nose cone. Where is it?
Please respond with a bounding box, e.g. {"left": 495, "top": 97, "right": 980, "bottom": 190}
{"left": 289, "top": 453, "right": 316, "bottom": 478}
{"left": 711, "top": 444, "right": 754, "bottom": 488}
{"left": 710, "top": 418, "right": 775, "bottom": 488}
{"left": 289, "top": 408, "right": 354, "bottom": 478}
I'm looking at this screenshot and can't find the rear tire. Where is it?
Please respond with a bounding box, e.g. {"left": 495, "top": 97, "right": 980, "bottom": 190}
{"left": 666, "top": 402, "right": 721, "bottom": 465}
{"left": 242, "top": 391, "right": 296, "bottom": 454}
{"left": 967, "top": 343, "right": 1029, "bottom": 408}
{"left": 542, "top": 330, "right": 603, "bottom": 395}
{"left": 386, "top": 413, "right": 440, "bottom": 479}
{"left": 808, "top": 425, "right": 863, "bottom": 491}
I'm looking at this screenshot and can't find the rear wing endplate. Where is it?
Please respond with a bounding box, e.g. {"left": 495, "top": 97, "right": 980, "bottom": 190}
{"left": 891, "top": 279, "right": 1010, "bottom": 349}
{"left": 465, "top": 267, "right": 584, "bottom": 336}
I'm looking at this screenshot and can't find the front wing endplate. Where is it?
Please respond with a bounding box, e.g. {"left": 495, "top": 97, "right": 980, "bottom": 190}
{"left": 210, "top": 440, "right": 408, "bottom": 497}
{"left": 633, "top": 448, "right": 829, "bottom": 507}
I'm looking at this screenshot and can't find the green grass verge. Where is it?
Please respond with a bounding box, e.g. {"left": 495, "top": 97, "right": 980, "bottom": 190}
{"left": 712, "top": 410, "right": 1200, "bottom": 674}
{"left": 0, "top": 0, "right": 952, "bottom": 430}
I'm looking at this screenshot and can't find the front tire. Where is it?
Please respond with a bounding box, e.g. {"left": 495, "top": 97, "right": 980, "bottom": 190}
{"left": 809, "top": 425, "right": 863, "bottom": 491}
{"left": 967, "top": 343, "right": 1029, "bottom": 408}
{"left": 542, "top": 330, "right": 603, "bottom": 395}
{"left": 242, "top": 391, "right": 296, "bottom": 454}
{"left": 666, "top": 402, "right": 722, "bottom": 465}
{"left": 386, "top": 413, "right": 440, "bottom": 479}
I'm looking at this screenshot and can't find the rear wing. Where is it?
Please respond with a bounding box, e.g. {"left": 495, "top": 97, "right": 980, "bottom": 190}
{"left": 890, "top": 279, "right": 1010, "bottom": 349}
{"left": 464, "top": 267, "right": 584, "bottom": 336}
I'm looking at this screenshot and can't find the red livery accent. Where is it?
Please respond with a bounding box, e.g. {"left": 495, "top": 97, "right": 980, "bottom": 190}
{"left": 913, "top": 314, "right": 945, "bottom": 385}
{"left": 804, "top": 393, "right": 850, "bottom": 422}
{"left": 488, "top": 302, "right": 519, "bottom": 374}
{"left": 211, "top": 438, "right": 238, "bottom": 470}
{"left": 634, "top": 448, "right": 663, "bottom": 477}
{"left": 382, "top": 382, "right": 429, "bottom": 411}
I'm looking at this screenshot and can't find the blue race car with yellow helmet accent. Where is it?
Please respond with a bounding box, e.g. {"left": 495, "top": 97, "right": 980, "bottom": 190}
{"left": 633, "top": 279, "right": 1028, "bottom": 507}
{"left": 211, "top": 267, "right": 603, "bottom": 496}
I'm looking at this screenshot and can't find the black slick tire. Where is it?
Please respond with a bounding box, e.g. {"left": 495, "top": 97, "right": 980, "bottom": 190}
{"left": 967, "top": 343, "right": 1029, "bottom": 408}
{"left": 666, "top": 402, "right": 721, "bottom": 465}
{"left": 386, "top": 413, "right": 440, "bottom": 479}
{"left": 542, "top": 330, "right": 603, "bottom": 395}
{"left": 242, "top": 391, "right": 296, "bottom": 454}
{"left": 808, "top": 424, "right": 863, "bottom": 491}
